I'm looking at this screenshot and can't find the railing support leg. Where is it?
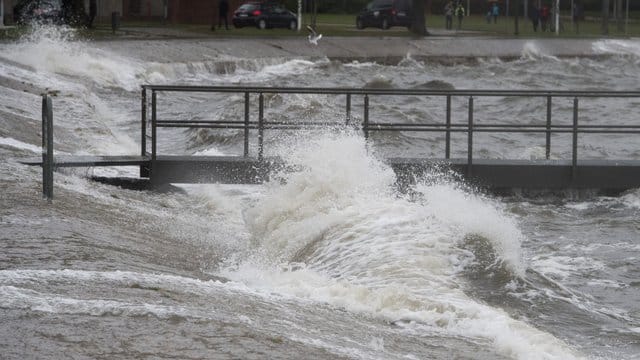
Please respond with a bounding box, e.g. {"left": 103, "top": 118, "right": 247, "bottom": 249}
{"left": 445, "top": 95, "right": 451, "bottom": 159}
{"left": 140, "top": 88, "right": 148, "bottom": 177}
{"left": 363, "top": 94, "right": 369, "bottom": 139}
{"left": 258, "top": 93, "right": 264, "bottom": 161}
{"left": 572, "top": 97, "right": 579, "bottom": 179}
{"left": 42, "top": 95, "right": 53, "bottom": 201}
{"left": 244, "top": 92, "right": 250, "bottom": 157}
{"left": 546, "top": 95, "right": 552, "bottom": 160}
{"left": 346, "top": 93, "right": 351, "bottom": 125}
{"left": 467, "top": 96, "right": 474, "bottom": 176}
{"left": 151, "top": 91, "right": 157, "bottom": 161}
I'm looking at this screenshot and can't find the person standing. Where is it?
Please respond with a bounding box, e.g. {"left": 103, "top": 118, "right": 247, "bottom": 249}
{"left": 540, "top": 4, "right": 549, "bottom": 31}
{"left": 218, "top": 0, "right": 229, "bottom": 30}
{"left": 530, "top": 4, "right": 539, "bottom": 32}
{"left": 88, "top": 0, "right": 97, "bottom": 28}
{"left": 444, "top": 1, "right": 453, "bottom": 30}
{"left": 572, "top": 2, "right": 583, "bottom": 34}
{"left": 454, "top": 2, "right": 465, "bottom": 30}
{"left": 491, "top": 2, "right": 499, "bottom": 24}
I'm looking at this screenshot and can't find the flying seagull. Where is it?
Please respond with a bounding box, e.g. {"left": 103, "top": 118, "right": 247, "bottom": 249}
{"left": 307, "top": 25, "right": 322, "bottom": 46}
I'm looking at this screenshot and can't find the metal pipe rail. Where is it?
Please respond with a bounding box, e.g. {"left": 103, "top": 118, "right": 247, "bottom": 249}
{"left": 141, "top": 86, "right": 640, "bottom": 175}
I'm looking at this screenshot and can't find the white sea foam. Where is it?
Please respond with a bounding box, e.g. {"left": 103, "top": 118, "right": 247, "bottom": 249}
{"left": 1, "top": 25, "right": 144, "bottom": 91}
{"left": 344, "top": 60, "right": 378, "bottom": 68}
{"left": 220, "top": 133, "right": 578, "bottom": 360}
{"left": 593, "top": 39, "right": 640, "bottom": 57}
{"left": 0, "top": 136, "right": 41, "bottom": 153}
{"left": 531, "top": 255, "right": 605, "bottom": 280}
{"left": 619, "top": 189, "right": 640, "bottom": 209}
{"left": 0, "top": 285, "right": 194, "bottom": 318}
{"left": 521, "top": 42, "right": 560, "bottom": 62}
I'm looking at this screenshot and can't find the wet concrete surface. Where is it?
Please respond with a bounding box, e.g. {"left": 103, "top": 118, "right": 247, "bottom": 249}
{"left": 114, "top": 26, "right": 604, "bottom": 62}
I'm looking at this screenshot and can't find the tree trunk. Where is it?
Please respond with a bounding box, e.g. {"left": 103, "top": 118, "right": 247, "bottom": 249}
{"left": 616, "top": 0, "right": 623, "bottom": 32}
{"left": 514, "top": 0, "right": 520, "bottom": 35}
{"left": 410, "top": 0, "right": 428, "bottom": 36}
{"left": 602, "top": 0, "right": 609, "bottom": 35}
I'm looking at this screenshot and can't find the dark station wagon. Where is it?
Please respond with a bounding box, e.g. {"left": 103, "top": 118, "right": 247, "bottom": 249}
{"left": 356, "top": 0, "right": 413, "bottom": 30}
{"left": 232, "top": 2, "right": 298, "bottom": 30}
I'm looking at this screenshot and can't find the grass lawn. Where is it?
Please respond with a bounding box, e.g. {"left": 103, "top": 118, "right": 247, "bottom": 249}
{"left": 2, "top": 12, "right": 639, "bottom": 41}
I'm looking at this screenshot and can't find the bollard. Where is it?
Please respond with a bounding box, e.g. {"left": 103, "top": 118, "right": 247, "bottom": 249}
{"left": 111, "top": 12, "right": 120, "bottom": 34}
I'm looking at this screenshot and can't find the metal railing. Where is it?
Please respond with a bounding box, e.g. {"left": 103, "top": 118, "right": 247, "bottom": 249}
{"left": 141, "top": 85, "right": 640, "bottom": 175}
{"left": 42, "top": 94, "right": 54, "bottom": 200}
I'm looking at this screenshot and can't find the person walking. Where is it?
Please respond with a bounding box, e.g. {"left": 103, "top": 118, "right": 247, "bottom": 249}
{"left": 491, "top": 2, "right": 499, "bottom": 24}
{"left": 444, "top": 1, "right": 454, "bottom": 30}
{"left": 454, "top": 2, "right": 465, "bottom": 30}
{"left": 218, "top": 0, "right": 229, "bottom": 30}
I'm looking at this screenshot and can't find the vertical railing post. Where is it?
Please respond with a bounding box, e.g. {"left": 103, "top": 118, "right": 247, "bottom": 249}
{"left": 141, "top": 87, "right": 147, "bottom": 157}
{"left": 445, "top": 95, "right": 452, "bottom": 159}
{"left": 140, "top": 87, "right": 148, "bottom": 177}
{"left": 41, "top": 95, "right": 47, "bottom": 197}
{"left": 345, "top": 93, "right": 351, "bottom": 125}
{"left": 363, "top": 94, "right": 369, "bottom": 139}
{"left": 546, "top": 95, "right": 552, "bottom": 160}
{"left": 467, "top": 96, "right": 474, "bottom": 176}
{"left": 572, "top": 97, "right": 579, "bottom": 179}
{"left": 42, "top": 95, "right": 53, "bottom": 200}
{"left": 258, "top": 93, "right": 264, "bottom": 161}
{"left": 151, "top": 90, "right": 157, "bottom": 160}
{"left": 244, "top": 92, "right": 250, "bottom": 157}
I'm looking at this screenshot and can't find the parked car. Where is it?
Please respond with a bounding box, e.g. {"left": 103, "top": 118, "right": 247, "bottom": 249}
{"left": 232, "top": 2, "right": 297, "bottom": 30}
{"left": 13, "top": 0, "right": 66, "bottom": 25}
{"left": 356, "top": 0, "right": 412, "bottom": 30}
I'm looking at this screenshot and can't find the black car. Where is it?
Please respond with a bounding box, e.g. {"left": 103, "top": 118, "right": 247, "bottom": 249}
{"left": 232, "top": 2, "right": 297, "bottom": 30}
{"left": 356, "top": 0, "right": 412, "bottom": 30}
{"left": 13, "top": 0, "right": 66, "bottom": 25}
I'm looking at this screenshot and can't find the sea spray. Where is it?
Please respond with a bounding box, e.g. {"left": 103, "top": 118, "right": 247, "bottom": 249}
{"left": 221, "top": 132, "right": 579, "bottom": 359}
{"left": 1, "top": 24, "right": 144, "bottom": 91}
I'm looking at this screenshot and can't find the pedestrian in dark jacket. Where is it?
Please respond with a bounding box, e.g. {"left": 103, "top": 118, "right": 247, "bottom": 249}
{"left": 218, "top": 0, "right": 229, "bottom": 30}
{"left": 530, "top": 5, "right": 539, "bottom": 32}
{"left": 454, "top": 3, "right": 465, "bottom": 30}
{"left": 444, "top": 1, "right": 453, "bottom": 30}
{"left": 88, "top": 0, "right": 97, "bottom": 28}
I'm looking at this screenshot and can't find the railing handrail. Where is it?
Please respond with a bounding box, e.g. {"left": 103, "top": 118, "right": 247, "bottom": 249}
{"left": 141, "top": 85, "right": 640, "bottom": 176}
{"left": 141, "top": 85, "right": 640, "bottom": 98}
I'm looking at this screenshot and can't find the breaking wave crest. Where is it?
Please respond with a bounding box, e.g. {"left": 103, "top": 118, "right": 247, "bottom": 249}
{"left": 220, "top": 132, "right": 579, "bottom": 360}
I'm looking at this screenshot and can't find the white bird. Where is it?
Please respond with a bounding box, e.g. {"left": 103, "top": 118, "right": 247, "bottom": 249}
{"left": 307, "top": 25, "right": 322, "bottom": 46}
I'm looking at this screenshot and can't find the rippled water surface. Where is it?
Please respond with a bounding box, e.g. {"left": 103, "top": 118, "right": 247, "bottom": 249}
{"left": 1, "top": 27, "right": 639, "bottom": 359}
